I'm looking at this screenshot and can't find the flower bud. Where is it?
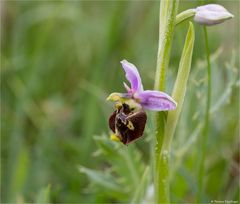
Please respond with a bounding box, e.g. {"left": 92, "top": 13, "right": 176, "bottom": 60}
{"left": 194, "top": 4, "right": 234, "bottom": 26}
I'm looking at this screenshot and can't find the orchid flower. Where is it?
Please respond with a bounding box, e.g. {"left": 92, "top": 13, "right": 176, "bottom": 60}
{"left": 107, "top": 60, "right": 177, "bottom": 145}
{"left": 107, "top": 60, "right": 177, "bottom": 111}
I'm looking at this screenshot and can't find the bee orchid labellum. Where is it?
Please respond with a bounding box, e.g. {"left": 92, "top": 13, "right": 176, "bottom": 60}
{"left": 109, "top": 103, "right": 147, "bottom": 145}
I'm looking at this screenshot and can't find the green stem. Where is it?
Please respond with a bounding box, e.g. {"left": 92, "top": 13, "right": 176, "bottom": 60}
{"left": 175, "top": 9, "right": 196, "bottom": 25}
{"left": 154, "top": 0, "right": 179, "bottom": 91}
{"left": 197, "top": 26, "right": 211, "bottom": 202}
{"left": 154, "top": 0, "right": 179, "bottom": 203}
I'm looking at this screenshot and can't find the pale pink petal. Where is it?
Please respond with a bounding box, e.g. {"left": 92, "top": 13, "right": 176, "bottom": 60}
{"left": 121, "top": 60, "right": 143, "bottom": 93}
{"left": 137, "top": 90, "right": 177, "bottom": 111}
{"left": 194, "top": 4, "right": 233, "bottom": 25}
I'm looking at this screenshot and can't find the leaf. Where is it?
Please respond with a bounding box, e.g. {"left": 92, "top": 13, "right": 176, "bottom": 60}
{"left": 81, "top": 134, "right": 147, "bottom": 202}
{"left": 9, "top": 148, "right": 29, "bottom": 200}
{"left": 130, "top": 166, "right": 150, "bottom": 204}
{"left": 94, "top": 135, "right": 144, "bottom": 188}
{"left": 164, "top": 22, "right": 195, "bottom": 149}
{"left": 35, "top": 185, "right": 51, "bottom": 203}
{"left": 79, "top": 166, "right": 123, "bottom": 194}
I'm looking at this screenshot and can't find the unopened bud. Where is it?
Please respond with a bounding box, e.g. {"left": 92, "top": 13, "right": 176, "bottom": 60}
{"left": 194, "top": 4, "right": 233, "bottom": 26}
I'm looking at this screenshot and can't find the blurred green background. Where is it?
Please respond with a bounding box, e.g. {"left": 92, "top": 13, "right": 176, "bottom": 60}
{"left": 1, "top": 0, "right": 239, "bottom": 203}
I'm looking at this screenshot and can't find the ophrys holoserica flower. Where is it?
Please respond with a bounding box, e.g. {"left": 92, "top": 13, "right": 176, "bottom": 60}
{"left": 107, "top": 60, "right": 177, "bottom": 144}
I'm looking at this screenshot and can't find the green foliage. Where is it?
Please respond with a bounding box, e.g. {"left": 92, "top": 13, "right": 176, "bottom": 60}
{"left": 156, "top": 21, "right": 195, "bottom": 204}
{"left": 35, "top": 185, "right": 50, "bottom": 204}
{"left": 165, "top": 22, "right": 195, "bottom": 149}
{"left": 79, "top": 135, "right": 150, "bottom": 203}
{"left": 1, "top": 1, "right": 239, "bottom": 203}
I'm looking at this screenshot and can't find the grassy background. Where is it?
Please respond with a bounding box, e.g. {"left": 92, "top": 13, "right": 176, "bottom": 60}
{"left": 1, "top": 0, "right": 239, "bottom": 203}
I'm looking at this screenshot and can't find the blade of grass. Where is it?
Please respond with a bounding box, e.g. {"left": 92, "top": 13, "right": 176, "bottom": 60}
{"left": 35, "top": 185, "right": 51, "bottom": 203}
{"left": 130, "top": 166, "right": 150, "bottom": 204}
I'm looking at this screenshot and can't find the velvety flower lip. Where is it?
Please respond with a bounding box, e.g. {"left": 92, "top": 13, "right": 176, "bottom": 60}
{"left": 108, "top": 60, "right": 177, "bottom": 112}
{"left": 194, "top": 4, "right": 234, "bottom": 26}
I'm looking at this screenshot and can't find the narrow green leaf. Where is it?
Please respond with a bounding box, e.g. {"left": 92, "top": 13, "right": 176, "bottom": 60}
{"left": 164, "top": 22, "right": 195, "bottom": 150}
{"left": 155, "top": 23, "right": 195, "bottom": 203}
{"left": 9, "top": 148, "right": 29, "bottom": 201}
{"left": 35, "top": 185, "right": 51, "bottom": 203}
{"left": 130, "top": 166, "right": 150, "bottom": 204}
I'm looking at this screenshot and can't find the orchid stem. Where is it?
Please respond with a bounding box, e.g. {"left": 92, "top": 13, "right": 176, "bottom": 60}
{"left": 175, "top": 9, "right": 196, "bottom": 25}
{"left": 154, "top": 0, "right": 179, "bottom": 203}
{"left": 197, "top": 26, "right": 211, "bottom": 202}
